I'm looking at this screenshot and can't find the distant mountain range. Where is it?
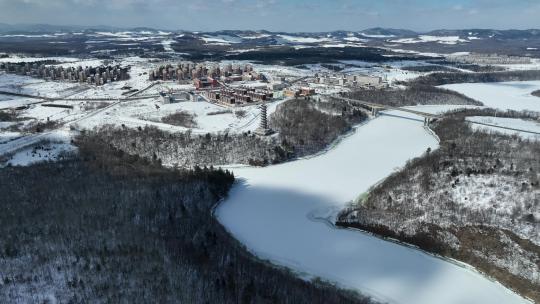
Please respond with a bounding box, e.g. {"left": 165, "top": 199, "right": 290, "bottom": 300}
{"left": 0, "top": 23, "right": 122, "bottom": 33}
{"left": 0, "top": 23, "right": 538, "bottom": 58}
{"left": 0, "top": 23, "right": 539, "bottom": 39}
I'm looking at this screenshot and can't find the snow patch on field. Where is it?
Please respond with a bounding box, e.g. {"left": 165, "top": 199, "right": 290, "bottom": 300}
{"left": 1, "top": 129, "right": 75, "bottom": 166}
{"left": 0, "top": 73, "right": 82, "bottom": 98}
{"left": 392, "top": 35, "right": 468, "bottom": 45}
{"left": 360, "top": 33, "right": 395, "bottom": 38}
{"left": 0, "top": 56, "right": 80, "bottom": 63}
{"left": 161, "top": 39, "right": 175, "bottom": 52}
{"left": 322, "top": 43, "right": 364, "bottom": 48}
{"left": 201, "top": 35, "right": 242, "bottom": 44}
{"left": 0, "top": 131, "right": 22, "bottom": 144}
{"left": 343, "top": 37, "right": 368, "bottom": 42}
{"left": 7, "top": 141, "right": 75, "bottom": 166}
{"left": 239, "top": 33, "right": 271, "bottom": 39}
{"left": 276, "top": 35, "right": 332, "bottom": 44}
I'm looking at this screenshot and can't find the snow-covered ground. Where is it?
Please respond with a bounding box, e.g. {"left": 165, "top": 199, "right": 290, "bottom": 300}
{"left": 216, "top": 106, "right": 530, "bottom": 304}
{"left": 493, "top": 58, "right": 540, "bottom": 71}
{"left": 201, "top": 35, "right": 242, "bottom": 45}
{"left": 443, "top": 81, "right": 540, "bottom": 112}
{"left": 467, "top": 116, "right": 540, "bottom": 141}
{"left": 77, "top": 97, "right": 287, "bottom": 134}
{"left": 276, "top": 35, "right": 332, "bottom": 44}
{"left": 339, "top": 61, "right": 422, "bottom": 83}
{"left": 392, "top": 35, "right": 468, "bottom": 45}
{"left": 0, "top": 56, "right": 80, "bottom": 63}
{"left": 0, "top": 72, "right": 83, "bottom": 98}
{"left": 1, "top": 128, "right": 75, "bottom": 166}
{"left": 0, "top": 95, "right": 41, "bottom": 109}
{"left": 6, "top": 141, "right": 74, "bottom": 166}
{"left": 0, "top": 130, "right": 22, "bottom": 144}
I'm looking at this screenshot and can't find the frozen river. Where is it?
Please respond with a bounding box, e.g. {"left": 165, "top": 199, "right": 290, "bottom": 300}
{"left": 443, "top": 80, "right": 540, "bottom": 112}
{"left": 216, "top": 104, "right": 530, "bottom": 304}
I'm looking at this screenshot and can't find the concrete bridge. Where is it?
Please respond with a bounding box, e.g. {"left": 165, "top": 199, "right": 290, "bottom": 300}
{"left": 330, "top": 95, "right": 442, "bottom": 126}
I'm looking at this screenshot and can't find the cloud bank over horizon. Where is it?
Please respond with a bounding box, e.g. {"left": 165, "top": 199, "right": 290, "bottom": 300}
{"left": 0, "top": 0, "right": 539, "bottom": 32}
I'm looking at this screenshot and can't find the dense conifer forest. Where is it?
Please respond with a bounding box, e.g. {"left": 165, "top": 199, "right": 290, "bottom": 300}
{"left": 0, "top": 133, "right": 373, "bottom": 303}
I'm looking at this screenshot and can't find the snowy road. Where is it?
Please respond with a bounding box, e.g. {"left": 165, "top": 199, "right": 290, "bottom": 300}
{"left": 216, "top": 106, "right": 530, "bottom": 304}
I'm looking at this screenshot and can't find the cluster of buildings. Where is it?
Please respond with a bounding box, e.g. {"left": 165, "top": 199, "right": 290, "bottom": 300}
{"left": 203, "top": 86, "right": 273, "bottom": 106}
{"left": 284, "top": 87, "right": 316, "bottom": 98}
{"left": 0, "top": 62, "right": 130, "bottom": 86}
{"left": 447, "top": 53, "right": 532, "bottom": 65}
{"left": 148, "top": 62, "right": 264, "bottom": 89}
{"left": 160, "top": 90, "right": 197, "bottom": 104}
{"left": 313, "top": 73, "right": 385, "bottom": 88}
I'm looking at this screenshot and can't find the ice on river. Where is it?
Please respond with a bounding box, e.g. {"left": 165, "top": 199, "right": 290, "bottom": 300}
{"left": 216, "top": 106, "right": 529, "bottom": 304}
{"left": 442, "top": 81, "right": 540, "bottom": 112}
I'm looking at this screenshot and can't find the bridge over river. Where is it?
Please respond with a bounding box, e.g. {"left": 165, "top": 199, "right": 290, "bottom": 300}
{"left": 329, "top": 95, "right": 441, "bottom": 126}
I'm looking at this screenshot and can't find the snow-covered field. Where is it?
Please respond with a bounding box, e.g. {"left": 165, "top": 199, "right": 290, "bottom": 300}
{"left": 201, "top": 35, "right": 242, "bottom": 45}
{"left": 0, "top": 72, "right": 82, "bottom": 98}
{"left": 467, "top": 116, "right": 540, "bottom": 141}
{"left": 216, "top": 106, "right": 530, "bottom": 304}
{"left": 7, "top": 141, "right": 74, "bottom": 166}
{"left": 73, "top": 94, "right": 288, "bottom": 135}
{"left": 0, "top": 56, "right": 80, "bottom": 63}
{"left": 442, "top": 81, "right": 540, "bottom": 112}
{"left": 340, "top": 62, "right": 421, "bottom": 83}
{"left": 276, "top": 35, "right": 332, "bottom": 44}
{"left": 1, "top": 128, "right": 75, "bottom": 166}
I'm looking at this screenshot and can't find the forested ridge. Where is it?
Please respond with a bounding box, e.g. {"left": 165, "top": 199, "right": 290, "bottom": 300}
{"left": 0, "top": 134, "right": 374, "bottom": 303}
{"left": 337, "top": 109, "right": 540, "bottom": 302}
{"left": 410, "top": 69, "right": 540, "bottom": 86}
{"left": 270, "top": 98, "right": 368, "bottom": 157}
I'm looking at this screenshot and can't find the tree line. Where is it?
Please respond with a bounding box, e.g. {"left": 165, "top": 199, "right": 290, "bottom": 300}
{"left": 337, "top": 109, "right": 540, "bottom": 302}
{"left": 346, "top": 84, "right": 482, "bottom": 107}
{"left": 0, "top": 132, "right": 373, "bottom": 304}
{"left": 409, "top": 69, "right": 540, "bottom": 86}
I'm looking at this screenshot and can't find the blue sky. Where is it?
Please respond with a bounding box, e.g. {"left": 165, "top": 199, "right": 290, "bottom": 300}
{"left": 0, "top": 0, "right": 539, "bottom": 32}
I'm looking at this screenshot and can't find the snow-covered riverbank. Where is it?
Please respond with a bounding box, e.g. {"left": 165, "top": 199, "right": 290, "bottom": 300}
{"left": 216, "top": 105, "right": 530, "bottom": 304}
{"left": 467, "top": 116, "right": 540, "bottom": 140}
{"left": 442, "top": 81, "right": 540, "bottom": 112}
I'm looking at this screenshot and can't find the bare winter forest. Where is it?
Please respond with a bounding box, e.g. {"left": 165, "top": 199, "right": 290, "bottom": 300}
{"left": 270, "top": 98, "right": 367, "bottom": 156}
{"left": 337, "top": 109, "right": 540, "bottom": 302}
{"left": 533, "top": 90, "right": 540, "bottom": 98}
{"left": 401, "top": 63, "right": 505, "bottom": 73}
{"left": 83, "top": 98, "right": 368, "bottom": 168}
{"left": 0, "top": 134, "right": 373, "bottom": 304}
{"left": 346, "top": 85, "right": 482, "bottom": 107}
{"left": 410, "top": 70, "right": 540, "bottom": 86}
